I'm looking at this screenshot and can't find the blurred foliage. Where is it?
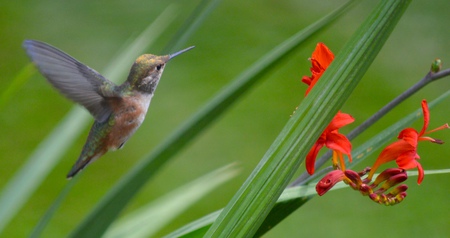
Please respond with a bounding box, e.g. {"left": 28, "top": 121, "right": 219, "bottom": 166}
{"left": 1, "top": 0, "right": 449, "bottom": 237}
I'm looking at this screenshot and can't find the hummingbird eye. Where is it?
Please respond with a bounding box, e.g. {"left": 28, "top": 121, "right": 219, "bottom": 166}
{"left": 156, "top": 64, "right": 163, "bottom": 70}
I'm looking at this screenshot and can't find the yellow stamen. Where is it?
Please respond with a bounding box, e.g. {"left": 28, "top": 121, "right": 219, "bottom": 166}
{"left": 332, "top": 151, "right": 339, "bottom": 170}
{"left": 425, "top": 123, "right": 449, "bottom": 134}
{"left": 338, "top": 152, "right": 346, "bottom": 171}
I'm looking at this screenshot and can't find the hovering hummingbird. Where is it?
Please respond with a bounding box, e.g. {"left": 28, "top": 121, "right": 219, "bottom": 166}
{"left": 23, "top": 40, "right": 194, "bottom": 178}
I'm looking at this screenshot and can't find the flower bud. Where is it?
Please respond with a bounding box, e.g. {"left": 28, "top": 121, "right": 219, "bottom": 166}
{"left": 380, "top": 172, "right": 408, "bottom": 190}
{"left": 344, "top": 170, "right": 362, "bottom": 187}
{"left": 316, "top": 170, "right": 345, "bottom": 196}
{"left": 371, "top": 168, "right": 404, "bottom": 188}
{"left": 388, "top": 184, "right": 408, "bottom": 196}
{"left": 431, "top": 58, "right": 442, "bottom": 73}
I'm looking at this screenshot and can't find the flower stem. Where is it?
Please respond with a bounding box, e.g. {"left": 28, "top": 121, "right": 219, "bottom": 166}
{"left": 289, "top": 67, "right": 450, "bottom": 187}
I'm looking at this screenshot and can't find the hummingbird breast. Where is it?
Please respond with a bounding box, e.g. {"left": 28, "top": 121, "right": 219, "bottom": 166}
{"left": 107, "top": 93, "right": 153, "bottom": 150}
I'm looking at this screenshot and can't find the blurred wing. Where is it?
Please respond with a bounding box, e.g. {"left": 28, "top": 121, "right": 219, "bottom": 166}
{"left": 23, "top": 40, "right": 118, "bottom": 122}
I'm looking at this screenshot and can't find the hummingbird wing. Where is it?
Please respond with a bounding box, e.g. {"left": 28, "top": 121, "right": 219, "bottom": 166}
{"left": 23, "top": 40, "right": 118, "bottom": 122}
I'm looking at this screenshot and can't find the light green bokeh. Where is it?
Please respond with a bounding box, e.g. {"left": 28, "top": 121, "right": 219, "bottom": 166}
{"left": 0, "top": 0, "right": 449, "bottom": 237}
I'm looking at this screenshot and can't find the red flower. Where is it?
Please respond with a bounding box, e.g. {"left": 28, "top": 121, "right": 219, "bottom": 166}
{"left": 368, "top": 100, "right": 449, "bottom": 184}
{"left": 302, "top": 42, "right": 334, "bottom": 96}
{"left": 306, "top": 111, "right": 354, "bottom": 175}
{"left": 301, "top": 43, "right": 353, "bottom": 175}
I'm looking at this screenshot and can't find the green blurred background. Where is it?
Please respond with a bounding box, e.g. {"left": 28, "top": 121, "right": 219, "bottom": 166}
{"left": 1, "top": 0, "right": 449, "bottom": 237}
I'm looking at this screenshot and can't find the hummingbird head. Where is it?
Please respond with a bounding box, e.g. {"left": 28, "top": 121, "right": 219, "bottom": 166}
{"left": 126, "top": 46, "right": 194, "bottom": 94}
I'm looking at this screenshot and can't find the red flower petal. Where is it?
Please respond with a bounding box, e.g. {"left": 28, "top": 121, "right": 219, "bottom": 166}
{"left": 326, "top": 112, "right": 355, "bottom": 132}
{"left": 303, "top": 43, "right": 334, "bottom": 96}
{"left": 310, "top": 58, "right": 324, "bottom": 76}
{"left": 311, "top": 43, "right": 334, "bottom": 70}
{"left": 419, "top": 100, "right": 429, "bottom": 136}
{"left": 367, "top": 140, "right": 414, "bottom": 181}
{"left": 398, "top": 128, "right": 419, "bottom": 147}
{"left": 396, "top": 151, "right": 420, "bottom": 170}
{"left": 326, "top": 132, "right": 352, "bottom": 160}
{"left": 305, "top": 111, "right": 354, "bottom": 174}
{"left": 416, "top": 162, "right": 424, "bottom": 184}
{"left": 306, "top": 142, "right": 325, "bottom": 175}
{"left": 304, "top": 71, "right": 324, "bottom": 96}
{"left": 396, "top": 155, "right": 425, "bottom": 184}
{"left": 301, "top": 75, "right": 313, "bottom": 86}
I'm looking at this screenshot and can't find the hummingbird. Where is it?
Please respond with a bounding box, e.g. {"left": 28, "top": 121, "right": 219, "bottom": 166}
{"left": 23, "top": 40, "right": 194, "bottom": 178}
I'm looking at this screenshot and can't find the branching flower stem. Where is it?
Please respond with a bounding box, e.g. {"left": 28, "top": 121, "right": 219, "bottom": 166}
{"left": 289, "top": 67, "right": 450, "bottom": 187}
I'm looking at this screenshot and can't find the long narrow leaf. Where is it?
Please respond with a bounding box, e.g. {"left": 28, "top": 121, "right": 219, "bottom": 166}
{"left": 104, "top": 164, "right": 239, "bottom": 238}
{"left": 70, "top": 2, "right": 353, "bottom": 237}
{"left": 103, "top": 5, "right": 177, "bottom": 80}
{"left": 0, "top": 7, "right": 177, "bottom": 234}
{"left": 205, "top": 1, "right": 411, "bottom": 237}
{"left": 0, "top": 108, "right": 88, "bottom": 233}
{"left": 29, "top": 176, "right": 81, "bottom": 238}
{"left": 164, "top": 211, "right": 221, "bottom": 238}
{"left": 163, "top": 0, "right": 222, "bottom": 53}
{"left": 0, "top": 64, "right": 35, "bottom": 111}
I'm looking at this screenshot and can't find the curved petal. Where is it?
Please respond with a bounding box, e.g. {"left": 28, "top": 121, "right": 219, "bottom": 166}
{"left": 301, "top": 75, "right": 313, "bottom": 86}
{"left": 398, "top": 128, "right": 419, "bottom": 147}
{"left": 398, "top": 153, "right": 424, "bottom": 184}
{"left": 304, "top": 71, "right": 324, "bottom": 96}
{"left": 312, "top": 43, "right": 334, "bottom": 70}
{"left": 396, "top": 151, "right": 419, "bottom": 170}
{"left": 367, "top": 140, "right": 413, "bottom": 181}
{"left": 327, "top": 112, "right": 355, "bottom": 132}
{"left": 306, "top": 142, "right": 325, "bottom": 175}
{"left": 419, "top": 100, "right": 429, "bottom": 136}
{"left": 326, "top": 132, "right": 352, "bottom": 155}
{"left": 416, "top": 162, "right": 424, "bottom": 184}
{"left": 303, "top": 43, "right": 335, "bottom": 96}
{"left": 310, "top": 58, "right": 323, "bottom": 75}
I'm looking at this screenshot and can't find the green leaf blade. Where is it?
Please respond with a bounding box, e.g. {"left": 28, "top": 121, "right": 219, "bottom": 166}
{"left": 104, "top": 164, "right": 239, "bottom": 238}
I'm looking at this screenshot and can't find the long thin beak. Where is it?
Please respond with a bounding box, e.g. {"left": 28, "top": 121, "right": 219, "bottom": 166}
{"left": 169, "top": 46, "right": 195, "bottom": 60}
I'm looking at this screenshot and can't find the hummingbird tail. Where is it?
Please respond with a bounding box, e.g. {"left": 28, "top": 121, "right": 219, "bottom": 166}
{"left": 66, "top": 154, "right": 100, "bottom": 179}
{"left": 66, "top": 161, "right": 88, "bottom": 179}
